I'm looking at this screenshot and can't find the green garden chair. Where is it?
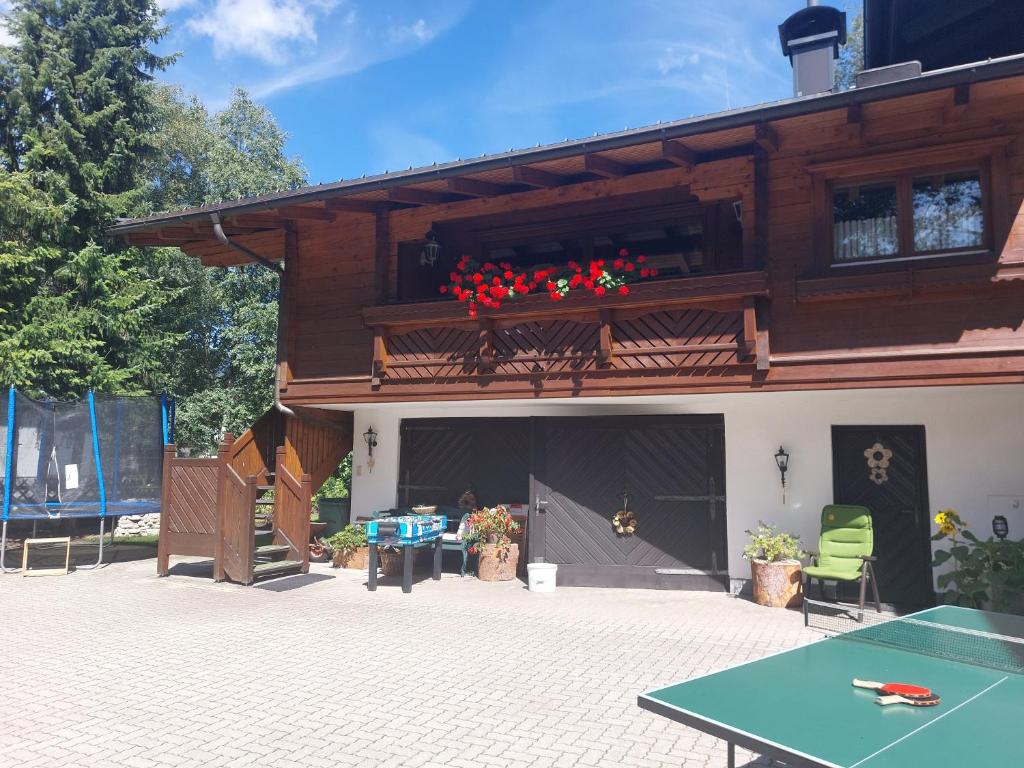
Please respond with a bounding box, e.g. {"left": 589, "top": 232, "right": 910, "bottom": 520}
{"left": 439, "top": 510, "right": 474, "bottom": 576}
{"left": 803, "top": 504, "right": 881, "bottom": 619}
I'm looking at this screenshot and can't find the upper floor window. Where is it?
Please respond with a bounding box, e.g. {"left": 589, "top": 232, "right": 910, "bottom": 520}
{"left": 831, "top": 168, "right": 986, "bottom": 265}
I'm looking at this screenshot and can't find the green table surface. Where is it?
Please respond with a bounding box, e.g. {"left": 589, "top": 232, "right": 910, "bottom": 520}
{"left": 639, "top": 606, "right": 1024, "bottom": 768}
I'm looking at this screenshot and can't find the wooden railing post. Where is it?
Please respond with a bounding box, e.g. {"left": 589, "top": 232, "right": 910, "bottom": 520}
{"left": 157, "top": 443, "right": 176, "bottom": 576}
{"left": 372, "top": 330, "right": 388, "bottom": 386}
{"left": 598, "top": 309, "right": 615, "bottom": 368}
{"left": 300, "top": 473, "right": 313, "bottom": 574}
{"left": 478, "top": 319, "right": 495, "bottom": 374}
{"left": 213, "top": 435, "right": 233, "bottom": 583}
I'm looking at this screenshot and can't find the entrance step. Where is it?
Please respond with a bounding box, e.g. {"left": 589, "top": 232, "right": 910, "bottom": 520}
{"left": 254, "top": 544, "right": 291, "bottom": 559}
{"left": 252, "top": 560, "right": 302, "bottom": 579}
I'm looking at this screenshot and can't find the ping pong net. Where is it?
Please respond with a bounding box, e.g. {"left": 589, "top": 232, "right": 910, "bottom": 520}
{"left": 803, "top": 599, "right": 1024, "bottom": 675}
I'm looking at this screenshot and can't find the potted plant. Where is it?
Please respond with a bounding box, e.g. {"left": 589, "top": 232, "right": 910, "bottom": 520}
{"left": 743, "top": 521, "right": 806, "bottom": 608}
{"left": 326, "top": 524, "right": 370, "bottom": 569}
{"left": 466, "top": 505, "right": 521, "bottom": 582}
{"left": 309, "top": 538, "right": 332, "bottom": 563}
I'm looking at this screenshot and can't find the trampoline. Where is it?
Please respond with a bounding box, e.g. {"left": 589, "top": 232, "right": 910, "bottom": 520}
{"left": 1, "top": 387, "right": 173, "bottom": 572}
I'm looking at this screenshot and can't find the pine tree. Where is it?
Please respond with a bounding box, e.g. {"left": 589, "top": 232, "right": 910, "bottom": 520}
{"left": 0, "top": 0, "right": 176, "bottom": 396}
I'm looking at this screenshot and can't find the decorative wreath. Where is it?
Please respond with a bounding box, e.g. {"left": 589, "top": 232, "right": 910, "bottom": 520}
{"left": 864, "top": 442, "right": 893, "bottom": 486}
{"left": 612, "top": 510, "right": 637, "bottom": 535}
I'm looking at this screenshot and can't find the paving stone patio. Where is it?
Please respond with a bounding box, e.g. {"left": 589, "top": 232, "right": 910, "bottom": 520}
{"left": 0, "top": 549, "right": 818, "bottom": 768}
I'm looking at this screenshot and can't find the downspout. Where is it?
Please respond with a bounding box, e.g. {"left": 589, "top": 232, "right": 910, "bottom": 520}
{"left": 208, "top": 213, "right": 348, "bottom": 435}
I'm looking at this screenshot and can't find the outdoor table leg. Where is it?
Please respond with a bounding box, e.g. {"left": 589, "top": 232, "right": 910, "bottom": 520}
{"left": 432, "top": 536, "right": 442, "bottom": 580}
{"left": 401, "top": 545, "right": 413, "bottom": 593}
{"left": 727, "top": 742, "right": 734, "bottom": 768}
{"left": 368, "top": 546, "right": 378, "bottom": 591}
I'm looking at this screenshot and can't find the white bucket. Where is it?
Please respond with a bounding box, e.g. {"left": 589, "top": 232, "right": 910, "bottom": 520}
{"left": 527, "top": 562, "right": 557, "bottom": 593}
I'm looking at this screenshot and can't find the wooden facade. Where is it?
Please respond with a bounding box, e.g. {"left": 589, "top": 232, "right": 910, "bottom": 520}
{"left": 115, "top": 67, "right": 1024, "bottom": 410}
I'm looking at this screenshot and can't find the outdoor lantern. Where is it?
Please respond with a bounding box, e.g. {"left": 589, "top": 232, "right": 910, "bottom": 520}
{"left": 774, "top": 446, "right": 790, "bottom": 502}
{"left": 420, "top": 229, "right": 440, "bottom": 267}
{"left": 362, "top": 426, "right": 378, "bottom": 458}
{"left": 993, "top": 515, "right": 1009, "bottom": 540}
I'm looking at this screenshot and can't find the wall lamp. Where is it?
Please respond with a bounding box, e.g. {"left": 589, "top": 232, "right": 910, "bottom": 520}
{"left": 420, "top": 229, "right": 440, "bottom": 267}
{"left": 774, "top": 446, "right": 790, "bottom": 503}
{"left": 993, "top": 515, "right": 1009, "bottom": 541}
{"left": 362, "top": 426, "right": 378, "bottom": 458}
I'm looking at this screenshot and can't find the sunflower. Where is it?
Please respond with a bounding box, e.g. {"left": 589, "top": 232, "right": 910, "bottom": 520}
{"left": 939, "top": 522, "right": 956, "bottom": 537}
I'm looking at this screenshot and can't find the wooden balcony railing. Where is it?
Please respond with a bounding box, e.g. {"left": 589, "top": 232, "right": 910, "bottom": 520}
{"left": 362, "top": 271, "right": 771, "bottom": 386}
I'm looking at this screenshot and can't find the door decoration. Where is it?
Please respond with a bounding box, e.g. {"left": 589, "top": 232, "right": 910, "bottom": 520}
{"left": 612, "top": 489, "right": 637, "bottom": 535}
{"left": 864, "top": 442, "right": 893, "bottom": 485}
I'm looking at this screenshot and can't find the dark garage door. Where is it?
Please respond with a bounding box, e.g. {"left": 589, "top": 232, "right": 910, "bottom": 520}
{"left": 531, "top": 415, "right": 727, "bottom": 589}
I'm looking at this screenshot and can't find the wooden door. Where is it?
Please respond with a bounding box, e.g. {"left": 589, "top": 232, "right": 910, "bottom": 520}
{"left": 531, "top": 415, "right": 727, "bottom": 589}
{"left": 831, "top": 426, "right": 934, "bottom": 606}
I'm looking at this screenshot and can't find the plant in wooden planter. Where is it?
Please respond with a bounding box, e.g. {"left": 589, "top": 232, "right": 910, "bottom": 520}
{"left": 326, "top": 524, "right": 370, "bottom": 570}
{"left": 466, "top": 505, "right": 521, "bottom": 582}
{"left": 743, "top": 521, "right": 806, "bottom": 608}
{"left": 932, "top": 509, "right": 1024, "bottom": 614}
{"left": 443, "top": 249, "right": 657, "bottom": 318}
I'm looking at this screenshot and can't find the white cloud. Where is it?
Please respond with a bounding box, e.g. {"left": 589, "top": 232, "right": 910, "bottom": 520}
{"left": 158, "top": 0, "right": 198, "bottom": 10}
{"left": 389, "top": 18, "right": 434, "bottom": 44}
{"left": 187, "top": 0, "right": 338, "bottom": 64}
{"left": 0, "top": 0, "right": 15, "bottom": 46}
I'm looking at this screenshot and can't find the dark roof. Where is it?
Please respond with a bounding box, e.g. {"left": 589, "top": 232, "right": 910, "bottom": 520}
{"left": 110, "top": 52, "right": 1024, "bottom": 235}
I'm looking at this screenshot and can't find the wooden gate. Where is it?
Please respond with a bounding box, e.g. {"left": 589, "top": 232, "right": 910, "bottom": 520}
{"left": 531, "top": 415, "right": 727, "bottom": 589}
{"left": 832, "top": 425, "right": 933, "bottom": 606}
{"left": 157, "top": 445, "right": 220, "bottom": 575}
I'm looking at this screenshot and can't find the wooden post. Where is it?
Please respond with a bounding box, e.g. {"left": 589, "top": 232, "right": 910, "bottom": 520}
{"left": 372, "top": 330, "right": 388, "bottom": 381}
{"left": 157, "top": 443, "right": 176, "bottom": 577}
{"left": 598, "top": 309, "right": 615, "bottom": 368}
{"left": 213, "top": 434, "right": 233, "bottom": 583}
{"left": 375, "top": 209, "right": 391, "bottom": 303}
{"left": 478, "top": 318, "right": 495, "bottom": 374}
{"left": 300, "top": 472, "right": 313, "bottom": 574}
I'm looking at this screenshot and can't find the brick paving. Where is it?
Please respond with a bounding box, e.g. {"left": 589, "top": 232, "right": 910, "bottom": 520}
{"left": 0, "top": 551, "right": 817, "bottom": 768}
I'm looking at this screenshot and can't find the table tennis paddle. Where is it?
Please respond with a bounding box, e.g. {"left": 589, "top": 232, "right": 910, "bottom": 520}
{"left": 876, "top": 693, "right": 941, "bottom": 707}
{"left": 852, "top": 679, "right": 934, "bottom": 699}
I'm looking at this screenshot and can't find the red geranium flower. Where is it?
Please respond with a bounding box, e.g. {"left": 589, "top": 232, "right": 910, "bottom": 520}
{"left": 472, "top": 273, "right": 484, "bottom": 284}
{"left": 618, "top": 285, "right": 630, "bottom": 296}
{"left": 613, "top": 259, "right": 624, "bottom": 270}
{"left": 584, "top": 280, "right": 595, "bottom": 291}
{"left": 439, "top": 285, "right": 448, "bottom": 294}
{"left": 650, "top": 268, "right": 659, "bottom": 277}
{"left": 594, "top": 285, "right": 606, "bottom": 297}
{"left": 550, "top": 292, "right": 562, "bottom": 301}
{"left": 618, "top": 248, "right": 628, "bottom": 257}
{"left": 545, "top": 281, "right": 556, "bottom": 291}
{"left": 636, "top": 254, "right": 646, "bottom": 263}
{"left": 624, "top": 262, "right": 635, "bottom": 272}
{"left": 504, "top": 270, "right": 514, "bottom": 280}
{"left": 640, "top": 268, "right": 650, "bottom": 278}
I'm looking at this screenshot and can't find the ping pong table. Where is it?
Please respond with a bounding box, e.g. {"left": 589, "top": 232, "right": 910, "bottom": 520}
{"left": 638, "top": 602, "right": 1024, "bottom": 767}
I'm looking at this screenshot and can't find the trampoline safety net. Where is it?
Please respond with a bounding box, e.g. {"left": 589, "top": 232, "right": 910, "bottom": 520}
{"left": 0, "top": 389, "right": 172, "bottom": 520}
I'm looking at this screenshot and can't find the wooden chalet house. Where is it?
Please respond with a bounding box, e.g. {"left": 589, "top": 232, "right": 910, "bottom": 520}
{"left": 116, "top": 4, "right": 1024, "bottom": 600}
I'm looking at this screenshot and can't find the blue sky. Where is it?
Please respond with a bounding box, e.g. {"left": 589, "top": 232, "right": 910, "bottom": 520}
{"left": 4, "top": 1, "right": 860, "bottom": 185}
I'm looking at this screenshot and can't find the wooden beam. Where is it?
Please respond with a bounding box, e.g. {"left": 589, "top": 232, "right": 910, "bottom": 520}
{"left": 844, "top": 103, "right": 863, "bottom": 141}
{"left": 584, "top": 153, "right": 628, "bottom": 178}
{"left": 372, "top": 331, "right": 388, "bottom": 380}
{"left": 598, "top": 308, "right": 615, "bottom": 368}
{"left": 446, "top": 177, "right": 508, "bottom": 198}
{"left": 478, "top": 319, "right": 495, "bottom": 374}
{"left": 754, "top": 123, "right": 779, "bottom": 152}
{"left": 512, "top": 165, "right": 566, "bottom": 188}
{"left": 324, "top": 197, "right": 380, "bottom": 214}
{"left": 742, "top": 297, "right": 757, "bottom": 361}
{"left": 374, "top": 209, "right": 390, "bottom": 304}
{"left": 387, "top": 187, "right": 452, "bottom": 206}
{"left": 275, "top": 205, "right": 336, "bottom": 221}
{"left": 946, "top": 82, "right": 971, "bottom": 121}
{"left": 661, "top": 140, "right": 696, "bottom": 170}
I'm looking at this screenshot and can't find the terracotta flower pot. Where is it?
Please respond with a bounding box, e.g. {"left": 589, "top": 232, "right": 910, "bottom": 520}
{"left": 378, "top": 548, "right": 404, "bottom": 577}
{"left": 750, "top": 559, "right": 803, "bottom": 608}
{"left": 477, "top": 542, "right": 519, "bottom": 582}
{"left": 332, "top": 546, "right": 369, "bottom": 570}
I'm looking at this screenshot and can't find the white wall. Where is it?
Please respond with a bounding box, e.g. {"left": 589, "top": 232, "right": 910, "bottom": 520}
{"left": 342, "top": 385, "right": 1024, "bottom": 583}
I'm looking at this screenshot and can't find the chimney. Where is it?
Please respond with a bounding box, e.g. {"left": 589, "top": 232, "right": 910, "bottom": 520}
{"left": 778, "top": 1, "right": 847, "bottom": 97}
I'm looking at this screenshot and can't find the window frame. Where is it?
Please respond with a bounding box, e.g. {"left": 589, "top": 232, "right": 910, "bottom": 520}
{"left": 807, "top": 136, "right": 1012, "bottom": 275}
{"left": 826, "top": 161, "right": 992, "bottom": 268}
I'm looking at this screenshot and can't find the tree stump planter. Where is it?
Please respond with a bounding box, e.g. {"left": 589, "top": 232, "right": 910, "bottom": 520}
{"left": 378, "top": 548, "right": 404, "bottom": 577}
{"left": 477, "top": 543, "right": 519, "bottom": 582}
{"left": 750, "top": 559, "right": 803, "bottom": 608}
{"left": 332, "top": 546, "right": 370, "bottom": 570}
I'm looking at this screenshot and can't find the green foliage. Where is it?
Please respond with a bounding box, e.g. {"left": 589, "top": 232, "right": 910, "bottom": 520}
{"left": 743, "top": 521, "right": 805, "bottom": 563}
{"left": 314, "top": 454, "right": 353, "bottom": 504}
{"left": 834, "top": 11, "right": 864, "bottom": 92}
{"left": 0, "top": 0, "right": 178, "bottom": 397}
{"left": 932, "top": 509, "right": 1024, "bottom": 614}
{"left": 324, "top": 524, "right": 367, "bottom": 555}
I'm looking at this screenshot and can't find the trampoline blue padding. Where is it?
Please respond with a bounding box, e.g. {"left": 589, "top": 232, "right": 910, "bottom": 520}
{"left": 1, "top": 388, "right": 172, "bottom": 522}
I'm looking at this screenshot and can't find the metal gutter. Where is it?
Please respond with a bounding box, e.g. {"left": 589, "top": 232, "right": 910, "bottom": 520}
{"left": 109, "top": 53, "right": 1024, "bottom": 235}
{"left": 210, "top": 212, "right": 283, "bottom": 273}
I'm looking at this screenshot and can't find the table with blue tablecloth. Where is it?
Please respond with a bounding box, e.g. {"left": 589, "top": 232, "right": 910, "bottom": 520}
{"left": 364, "top": 514, "right": 447, "bottom": 593}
